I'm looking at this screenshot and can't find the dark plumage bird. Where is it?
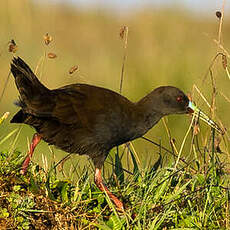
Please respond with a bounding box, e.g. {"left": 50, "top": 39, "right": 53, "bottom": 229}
{"left": 10, "top": 57, "right": 222, "bottom": 210}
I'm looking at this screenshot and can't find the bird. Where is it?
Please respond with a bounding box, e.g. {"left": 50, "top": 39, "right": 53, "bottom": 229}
{"left": 10, "top": 57, "right": 222, "bottom": 210}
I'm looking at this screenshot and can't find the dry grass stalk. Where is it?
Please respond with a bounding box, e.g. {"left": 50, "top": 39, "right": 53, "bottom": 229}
{"left": 119, "top": 26, "right": 129, "bottom": 94}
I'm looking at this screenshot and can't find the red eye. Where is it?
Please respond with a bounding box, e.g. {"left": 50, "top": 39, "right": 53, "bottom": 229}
{"left": 176, "top": 96, "right": 183, "bottom": 102}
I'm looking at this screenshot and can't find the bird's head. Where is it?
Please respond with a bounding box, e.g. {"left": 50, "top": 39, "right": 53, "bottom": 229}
{"left": 153, "top": 86, "right": 224, "bottom": 134}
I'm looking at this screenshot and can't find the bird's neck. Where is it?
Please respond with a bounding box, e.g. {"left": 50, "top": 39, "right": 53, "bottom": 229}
{"left": 134, "top": 92, "right": 164, "bottom": 135}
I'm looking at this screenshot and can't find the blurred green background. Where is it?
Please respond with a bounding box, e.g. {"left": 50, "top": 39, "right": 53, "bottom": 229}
{"left": 0, "top": 0, "right": 229, "bottom": 177}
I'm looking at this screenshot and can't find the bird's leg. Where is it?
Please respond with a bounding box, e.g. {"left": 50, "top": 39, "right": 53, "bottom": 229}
{"left": 20, "top": 133, "right": 41, "bottom": 175}
{"left": 94, "top": 168, "right": 124, "bottom": 210}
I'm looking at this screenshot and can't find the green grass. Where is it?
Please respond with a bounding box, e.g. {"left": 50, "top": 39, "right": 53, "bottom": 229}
{"left": 0, "top": 129, "right": 229, "bottom": 229}
{"left": 1, "top": 1, "right": 230, "bottom": 161}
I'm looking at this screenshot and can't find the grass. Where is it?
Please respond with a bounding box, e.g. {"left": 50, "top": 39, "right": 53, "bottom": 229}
{"left": 0, "top": 131, "right": 229, "bottom": 229}
{"left": 0, "top": 0, "right": 230, "bottom": 229}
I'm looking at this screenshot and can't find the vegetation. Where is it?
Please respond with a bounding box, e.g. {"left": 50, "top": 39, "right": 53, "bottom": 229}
{"left": 0, "top": 0, "right": 230, "bottom": 229}
{"left": 0, "top": 129, "right": 229, "bottom": 229}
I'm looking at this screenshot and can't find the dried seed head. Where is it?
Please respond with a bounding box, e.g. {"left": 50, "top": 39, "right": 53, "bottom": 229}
{"left": 43, "top": 33, "right": 53, "bottom": 45}
{"left": 69, "top": 65, "right": 79, "bottom": 74}
{"left": 47, "top": 53, "right": 57, "bottom": 59}
{"left": 193, "top": 123, "right": 200, "bottom": 136}
{"left": 119, "top": 26, "right": 128, "bottom": 40}
{"left": 8, "top": 39, "right": 18, "bottom": 53}
{"left": 216, "top": 11, "right": 222, "bottom": 19}
{"left": 222, "top": 54, "right": 227, "bottom": 69}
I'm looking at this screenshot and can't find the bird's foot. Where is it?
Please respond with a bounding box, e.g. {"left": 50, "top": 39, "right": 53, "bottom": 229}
{"left": 20, "top": 133, "right": 41, "bottom": 175}
{"left": 94, "top": 168, "right": 124, "bottom": 211}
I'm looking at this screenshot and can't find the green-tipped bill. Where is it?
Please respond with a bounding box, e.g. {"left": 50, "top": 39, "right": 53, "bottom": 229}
{"left": 187, "top": 101, "right": 224, "bottom": 135}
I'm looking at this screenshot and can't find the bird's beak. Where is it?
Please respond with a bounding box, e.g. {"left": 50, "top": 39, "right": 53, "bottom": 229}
{"left": 187, "top": 101, "right": 224, "bottom": 135}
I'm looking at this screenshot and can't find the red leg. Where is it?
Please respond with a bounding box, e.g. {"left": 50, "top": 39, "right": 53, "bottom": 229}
{"left": 20, "top": 133, "right": 41, "bottom": 175}
{"left": 94, "top": 168, "right": 124, "bottom": 210}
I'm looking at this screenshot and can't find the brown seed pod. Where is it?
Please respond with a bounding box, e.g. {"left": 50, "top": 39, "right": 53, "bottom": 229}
{"left": 43, "top": 33, "right": 53, "bottom": 45}
{"left": 47, "top": 53, "right": 57, "bottom": 59}
{"left": 8, "top": 39, "right": 18, "bottom": 53}
{"left": 222, "top": 54, "right": 227, "bottom": 69}
{"left": 216, "top": 11, "right": 222, "bottom": 19}
{"left": 119, "top": 26, "right": 128, "bottom": 40}
{"left": 69, "top": 65, "right": 79, "bottom": 74}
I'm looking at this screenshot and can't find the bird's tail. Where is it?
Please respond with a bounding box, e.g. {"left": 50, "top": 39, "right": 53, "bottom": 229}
{"left": 11, "top": 57, "right": 52, "bottom": 123}
{"left": 11, "top": 57, "right": 49, "bottom": 106}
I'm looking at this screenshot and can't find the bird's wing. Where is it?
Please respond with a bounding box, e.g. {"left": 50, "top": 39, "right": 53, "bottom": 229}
{"left": 51, "top": 86, "right": 89, "bottom": 125}
{"left": 17, "top": 82, "right": 128, "bottom": 129}
{"left": 49, "top": 84, "right": 108, "bottom": 127}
